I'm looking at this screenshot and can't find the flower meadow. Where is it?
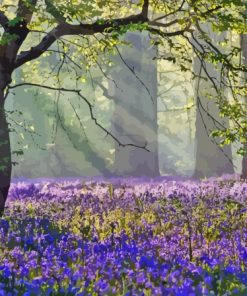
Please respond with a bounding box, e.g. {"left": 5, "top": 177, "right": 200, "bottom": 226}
{"left": 1, "top": 176, "right": 247, "bottom": 295}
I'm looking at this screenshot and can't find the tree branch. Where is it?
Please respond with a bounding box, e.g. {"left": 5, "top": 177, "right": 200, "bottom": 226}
{"left": 115, "top": 46, "right": 154, "bottom": 104}
{"left": 152, "top": 0, "right": 186, "bottom": 22}
{"left": 14, "top": 12, "right": 147, "bottom": 69}
{"left": 44, "top": 0, "right": 66, "bottom": 23}
{"left": 0, "top": 12, "right": 9, "bottom": 30}
{"left": 17, "top": 0, "right": 37, "bottom": 23}
{"left": 0, "top": 0, "right": 37, "bottom": 68}
{"left": 13, "top": 0, "right": 159, "bottom": 69}
{"left": 142, "top": 0, "right": 149, "bottom": 19}
{"left": 149, "top": 19, "right": 180, "bottom": 28}
{"left": 8, "top": 82, "right": 150, "bottom": 152}
{"left": 94, "top": 80, "right": 116, "bottom": 100}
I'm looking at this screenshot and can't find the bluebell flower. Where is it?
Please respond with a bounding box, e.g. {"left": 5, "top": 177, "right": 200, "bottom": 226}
{"left": 204, "top": 275, "right": 213, "bottom": 287}
{"left": 139, "top": 255, "right": 155, "bottom": 269}
{"left": 238, "top": 272, "right": 247, "bottom": 285}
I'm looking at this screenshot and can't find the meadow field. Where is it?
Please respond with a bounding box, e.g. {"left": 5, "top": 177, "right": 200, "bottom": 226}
{"left": 1, "top": 176, "right": 247, "bottom": 295}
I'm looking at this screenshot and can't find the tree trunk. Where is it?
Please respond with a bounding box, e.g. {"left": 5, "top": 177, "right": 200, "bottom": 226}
{"left": 193, "top": 26, "right": 234, "bottom": 178}
{"left": 193, "top": 96, "right": 234, "bottom": 178}
{"left": 0, "top": 88, "right": 11, "bottom": 215}
{"left": 110, "top": 32, "right": 160, "bottom": 177}
{"left": 0, "top": 62, "right": 12, "bottom": 215}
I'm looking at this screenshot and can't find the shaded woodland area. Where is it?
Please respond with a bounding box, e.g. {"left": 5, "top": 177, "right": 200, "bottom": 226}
{"left": 5, "top": 29, "right": 245, "bottom": 180}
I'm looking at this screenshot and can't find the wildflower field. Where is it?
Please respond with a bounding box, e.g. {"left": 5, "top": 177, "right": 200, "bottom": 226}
{"left": 1, "top": 176, "right": 247, "bottom": 295}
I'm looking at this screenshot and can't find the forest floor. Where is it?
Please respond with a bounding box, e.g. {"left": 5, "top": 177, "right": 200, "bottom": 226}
{"left": 0, "top": 175, "right": 247, "bottom": 295}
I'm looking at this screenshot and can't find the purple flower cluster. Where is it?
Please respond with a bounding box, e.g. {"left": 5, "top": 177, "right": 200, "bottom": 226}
{"left": 0, "top": 175, "right": 246, "bottom": 295}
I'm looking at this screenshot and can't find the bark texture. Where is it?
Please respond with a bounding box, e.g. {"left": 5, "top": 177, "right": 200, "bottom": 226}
{"left": 0, "top": 87, "right": 11, "bottom": 215}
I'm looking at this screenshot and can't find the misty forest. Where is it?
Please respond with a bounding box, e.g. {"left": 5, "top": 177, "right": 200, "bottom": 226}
{"left": 0, "top": 0, "right": 247, "bottom": 295}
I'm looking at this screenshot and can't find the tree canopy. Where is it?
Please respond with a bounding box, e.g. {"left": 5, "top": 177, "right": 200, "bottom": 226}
{"left": 0, "top": 0, "right": 246, "bottom": 181}
{"left": 0, "top": 0, "right": 246, "bottom": 153}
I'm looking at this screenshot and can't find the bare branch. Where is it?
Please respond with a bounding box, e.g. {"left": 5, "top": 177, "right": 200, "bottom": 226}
{"left": 46, "top": 49, "right": 81, "bottom": 70}
{"left": 8, "top": 82, "right": 150, "bottom": 152}
{"left": 94, "top": 80, "right": 116, "bottom": 100}
{"left": 115, "top": 46, "right": 155, "bottom": 104}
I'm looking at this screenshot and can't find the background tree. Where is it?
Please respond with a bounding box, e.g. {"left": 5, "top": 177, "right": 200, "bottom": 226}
{"left": 193, "top": 24, "right": 234, "bottom": 178}
{"left": 109, "top": 31, "right": 159, "bottom": 177}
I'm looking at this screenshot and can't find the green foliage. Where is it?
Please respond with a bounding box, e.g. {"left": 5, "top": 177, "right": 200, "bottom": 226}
{"left": 0, "top": 33, "right": 18, "bottom": 45}
{"left": 7, "top": 16, "right": 23, "bottom": 27}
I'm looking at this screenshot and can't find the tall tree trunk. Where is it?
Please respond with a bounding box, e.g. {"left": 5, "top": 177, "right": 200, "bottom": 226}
{"left": 241, "top": 34, "right": 247, "bottom": 180}
{"left": 193, "top": 96, "right": 234, "bottom": 178}
{"left": 110, "top": 32, "right": 160, "bottom": 177}
{"left": 193, "top": 26, "right": 234, "bottom": 178}
{"left": 0, "top": 85, "right": 11, "bottom": 215}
